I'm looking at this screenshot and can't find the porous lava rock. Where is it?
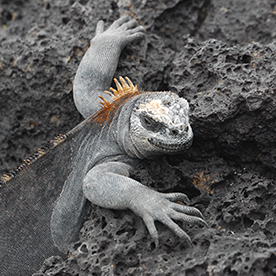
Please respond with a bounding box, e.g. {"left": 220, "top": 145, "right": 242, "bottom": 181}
{"left": 1, "top": 0, "right": 276, "bottom": 275}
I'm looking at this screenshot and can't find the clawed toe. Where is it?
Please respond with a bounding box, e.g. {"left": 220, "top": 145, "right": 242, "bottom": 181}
{"left": 119, "top": 19, "right": 139, "bottom": 31}
{"left": 110, "top": 15, "right": 132, "bottom": 29}
{"left": 171, "top": 203, "right": 204, "bottom": 219}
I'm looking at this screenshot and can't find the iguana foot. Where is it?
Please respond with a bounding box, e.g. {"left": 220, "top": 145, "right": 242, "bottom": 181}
{"left": 129, "top": 190, "right": 207, "bottom": 247}
{"left": 93, "top": 15, "right": 145, "bottom": 50}
{"left": 83, "top": 162, "right": 206, "bottom": 247}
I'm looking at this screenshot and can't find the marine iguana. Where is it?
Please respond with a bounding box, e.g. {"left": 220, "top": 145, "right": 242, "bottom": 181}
{"left": 0, "top": 15, "right": 207, "bottom": 276}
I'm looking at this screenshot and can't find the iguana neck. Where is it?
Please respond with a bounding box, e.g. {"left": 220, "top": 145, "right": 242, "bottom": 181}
{"left": 103, "top": 94, "right": 146, "bottom": 160}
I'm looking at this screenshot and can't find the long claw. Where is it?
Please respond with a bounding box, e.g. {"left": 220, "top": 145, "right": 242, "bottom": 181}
{"left": 110, "top": 15, "right": 131, "bottom": 29}
{"left": 159, "top": 215, "right": 193, "bottom": 247}
{"left": 126, "top": 25, "right": 146, "bottom": 35}
{"left": 164, "top": 193, "right": 190, "bottom": 205}
{"left": 143, "top": 214, "right": 159, "bottom": 246}
{"left": 171, "top": 203, "right": 204, "bottom": 219}
{"left": 119, "top": 19, "right": 139, "bottom": 31}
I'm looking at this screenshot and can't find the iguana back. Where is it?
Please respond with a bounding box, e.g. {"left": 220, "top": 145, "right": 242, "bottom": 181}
{"left": 0, "top": 118, "right": 97, "bottom": 276}
{"left": 1, "top": 139, "right": 69, "bottom": 275}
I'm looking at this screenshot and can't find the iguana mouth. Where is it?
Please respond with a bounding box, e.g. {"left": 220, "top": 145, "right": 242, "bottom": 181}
{"left": 148, "top": 137, "right": 193, "bottom": 152}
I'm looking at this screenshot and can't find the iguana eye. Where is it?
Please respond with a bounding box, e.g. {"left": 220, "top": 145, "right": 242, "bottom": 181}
{"left": 144, "top": 117, "right": 151, "bottom": 126}
{"left": 140, "top": 115, "right": 161, "bottom": 132}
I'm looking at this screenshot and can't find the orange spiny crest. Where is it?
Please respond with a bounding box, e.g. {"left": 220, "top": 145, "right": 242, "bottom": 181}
{"left": 0, "top": 134, "right": 67, "bottom": 185}
{"left": 94, "top": 76, "right": 141, "bottom": 125}
{"left": 98, "top": 96, "right": 111, "bottom": 109}
{"left": 107, "top": 76, "right": 139, "bottom": 101}
{"left": 97, "top": 76, "right": 139, "bottom": 106}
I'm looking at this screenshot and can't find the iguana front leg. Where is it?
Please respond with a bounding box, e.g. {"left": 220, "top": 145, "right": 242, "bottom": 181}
{"left": 83, "top": 162, "right": 207, "bottom": 246}
{"left": 73, "top": 15, "right": 145, "bottom": 118}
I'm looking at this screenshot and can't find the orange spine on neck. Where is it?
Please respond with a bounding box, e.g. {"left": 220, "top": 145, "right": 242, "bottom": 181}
{"left": 92, "top": 76, "right": 141, "bottom": 125}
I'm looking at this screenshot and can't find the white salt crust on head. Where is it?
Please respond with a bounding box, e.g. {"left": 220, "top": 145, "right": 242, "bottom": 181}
{"left": 136, "top": 95, "right": 189, "bottom": 129}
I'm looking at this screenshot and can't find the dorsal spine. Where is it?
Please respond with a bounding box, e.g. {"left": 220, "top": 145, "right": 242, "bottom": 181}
{"left": 98, "top": 76, "right": 139, "bottom": 108}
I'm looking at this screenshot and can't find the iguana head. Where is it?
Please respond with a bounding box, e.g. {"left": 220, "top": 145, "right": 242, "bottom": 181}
{"left": 96, "top": 77, "right": 193, "bottom": 159}
{"left": 130, "top": 92, "right": 193, "bottom": 158}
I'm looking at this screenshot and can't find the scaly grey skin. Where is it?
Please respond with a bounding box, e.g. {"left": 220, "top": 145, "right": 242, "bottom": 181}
{"left": 73, "top": 15, "right": 207, "bottom": 247}
{"left": 0, "top": 16, "right": 208, "bottom": 276}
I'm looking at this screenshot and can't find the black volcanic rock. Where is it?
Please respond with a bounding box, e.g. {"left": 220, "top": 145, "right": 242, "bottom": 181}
{"left": 1, "top": 0, "right": 276, "bottom": 275}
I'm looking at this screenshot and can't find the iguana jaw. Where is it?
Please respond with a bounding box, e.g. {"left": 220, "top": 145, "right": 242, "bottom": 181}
{"left": 148, "top": 133, "right": 193, "bottom": 153}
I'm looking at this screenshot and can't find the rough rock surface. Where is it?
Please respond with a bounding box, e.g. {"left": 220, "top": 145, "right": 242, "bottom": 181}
{"left": 1, "top": 0, "right": 276, "bottom": 275}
